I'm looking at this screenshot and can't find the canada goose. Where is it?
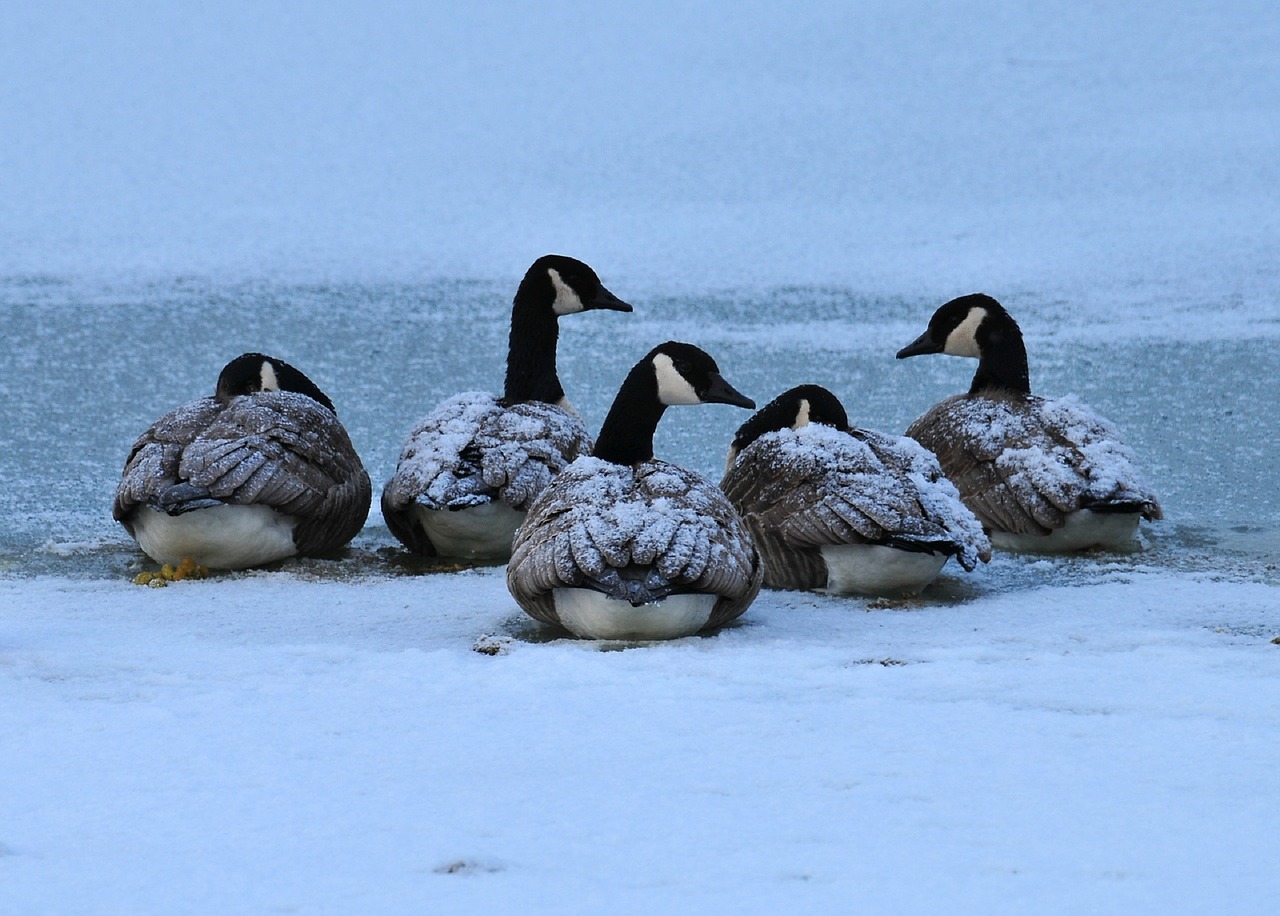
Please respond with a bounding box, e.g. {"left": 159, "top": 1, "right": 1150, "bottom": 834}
{"left": 896, "top": 293, "right": 1162, "bottom": 551}
{"left": 720, "top": 385, "right": 990, "bottom": 595}
{"left": 506, "top": 341, "right": 762, "bottom": 640}
{"left": 114, "top": 353, "right": 372, "bottom": 569}
{"left": 381, "top": 255, "right": 633, "bottom": 561}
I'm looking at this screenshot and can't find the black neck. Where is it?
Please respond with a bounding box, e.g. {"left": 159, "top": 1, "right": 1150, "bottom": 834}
{"left": 970, "top": 324, "right": 1031, "bottom": 395}
{"left": 502, "top": 278, "right": 564, "bottom": 404}
{"left": 592, "top": 362, "right": 666, "bottom": 465}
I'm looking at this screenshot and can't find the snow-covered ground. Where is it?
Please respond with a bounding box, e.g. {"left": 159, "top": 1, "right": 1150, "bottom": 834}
{"left": 3, "top": 566, "right": 1277, "bottom": 913}
{"left": 2, "top": 1, "right": 1278, "bottom": 913}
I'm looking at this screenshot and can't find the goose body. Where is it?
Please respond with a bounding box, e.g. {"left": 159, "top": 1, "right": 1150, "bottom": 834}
{"left": 383, "top": 392, "right": 589, "bottom": 558}
{"left": 721, "top": 385, "right": 989, "bottom": 595}
{"left": 382, "top": 255, "right": 632, "bottom": 561}
{"left": 507, "top": 342, "right": 761, "bottom": 639}
{"left": 896, "top": 294, "right": 1161, "bottom": 552}
{"left": 114, "top": 353, "right": 371, "bottom": 569}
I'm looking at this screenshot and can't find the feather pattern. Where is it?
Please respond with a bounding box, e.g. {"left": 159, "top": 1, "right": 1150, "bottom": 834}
{"left": 507, "top": 456, "right": 763, "bottom": 631}
{"left": 906, "top": 391, "right": 1163, "bottom": 536}
{"left": 380, "top": 392, "right": 592, "bottom": 554}
{"left": 721, "top": 423, "right": 990, "bottom": 590}
{"left": 114, "top": 391, "right": 371, "bottom": 556}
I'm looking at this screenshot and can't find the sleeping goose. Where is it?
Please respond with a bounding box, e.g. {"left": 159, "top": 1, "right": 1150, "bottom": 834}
{"left": 720, "top": 384, "right": 990, "bottom": 595}
{"left": 506, "top": 341, "right": 762, "bottom": 640}
{"left": 896, "top": 293, "right": 1162, "bottom": 551}
{"left": 113, "top": 353, "right": 372, "bottom": 569}
{"left": 381, "top": 255, "right": 633, "bottom": 561}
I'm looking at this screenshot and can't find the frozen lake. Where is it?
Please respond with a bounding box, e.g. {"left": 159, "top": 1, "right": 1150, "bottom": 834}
{"left": 2, "top": 273, "right": 1277, "bottom": 915}
{"left": 3, "top": 272, "right": 1278, "bottom": 916}
{"left": 1, "top": 273, "right": 1274, "bottom": 586}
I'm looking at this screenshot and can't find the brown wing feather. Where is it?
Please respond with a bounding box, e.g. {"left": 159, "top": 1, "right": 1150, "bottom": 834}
{"left": 382, "top": 394, "right": 592, "bottom": 555}
{"left": 114, "top": 398, "right": 223, "bottom": 534}
{"left": 908, "top": 396, "right": 1062, "bottom": 535}
{"left": 507, "top": 458, "right": 763, "bottom": 631}
{"left": 720, "top": 425, "right": 990, "bottom": 587}
{"left": 114, "top": 392, "right": 370, "bottom": 556}
{"left": 906, "top": 391, "right": 1161, "bottom": 535}
{"left": 720, "top": 438, "right": 833, "bottom": 589}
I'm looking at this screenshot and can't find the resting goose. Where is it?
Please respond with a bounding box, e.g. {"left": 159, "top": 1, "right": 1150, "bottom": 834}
{"left": 896, "top": 293, "right": 1162, "bottom": 551}
{"left": 506, "top": 341, "right": 762, "bottom": 640}
{"left": 720, "top": 385, "right": 990, "bottom": 595}
{"left": 381, "top": 255, "right": 633, "bottom": 561}
{"left": 113, "top": 353, "right": 372, "bottom": 569}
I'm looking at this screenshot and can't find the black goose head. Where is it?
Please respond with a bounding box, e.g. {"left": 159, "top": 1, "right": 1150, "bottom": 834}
{"left": 519, "top": 254, "right": 634, "bottom": 316}
{"left": 896, "top": 293, "right": 1030, "bottom": 394}
{"left": 729, "top": 384, "right": 849, "bottom": 455}
{"left": 592, "top": 341, "right": 754, "bottom": 466}
{"left": 647, "top": 341, "right": 756, "bottom": 409}
{"left": 504, "top": 255, "right": 633, "bottom": 405}
{"left": 215, "top": 353, "right": 337, "bottom": 413}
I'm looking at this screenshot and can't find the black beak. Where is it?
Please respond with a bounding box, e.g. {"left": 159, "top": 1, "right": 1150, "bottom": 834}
{"left": 896, "top": 330, "right": 941, "bottom": 359}
{"left": 703, "top": 373, "right": 755, "bottom": 409}
{"left": 588, "top": 285, "right": 634, "bottom": 313}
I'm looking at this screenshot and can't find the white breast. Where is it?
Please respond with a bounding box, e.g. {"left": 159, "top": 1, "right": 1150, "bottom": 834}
{"left": 820, "top": 544, "right": 949, "bottom": 596}
{"left": 132, "top": 504, "right": 297, "bottom": 569}
{"left": 552, "top": 588, "right": 717, "bottom": 640}
{"left": 990, "top": 509, "right": 1141, "bottom": 553}
{"left": 413, "top": 502, "right": 527, "bottom": 560}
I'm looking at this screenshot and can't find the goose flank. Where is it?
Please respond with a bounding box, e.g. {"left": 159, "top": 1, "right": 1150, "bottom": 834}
{"left": 721, "top": 384, "right": 989, "bottom": 595}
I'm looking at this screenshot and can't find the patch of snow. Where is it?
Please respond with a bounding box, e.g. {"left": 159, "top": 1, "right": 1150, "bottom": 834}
{"left": 0, "top": 568, "right": 1277, "bottom": 912}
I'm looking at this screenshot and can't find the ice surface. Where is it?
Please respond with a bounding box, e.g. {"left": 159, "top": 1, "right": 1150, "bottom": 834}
{"left": 2, "top": 2, "right": 1279, "bottom": 312}
{"left": 1, "top": 0, "right": 1279, "bottom": 912}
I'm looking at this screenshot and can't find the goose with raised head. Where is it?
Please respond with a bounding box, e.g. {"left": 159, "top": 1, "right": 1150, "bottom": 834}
{"left": 381, "top": 255, "right": 633, "bottom": 561}
{"left": 114, "top": 353, "right": 371, "bottom": 569}
{"left": 721, "top": 384, "right": 990, "bottom": 595}
{"left": 896, "top": 293, "right": 1162, "bottom": 552}
{"left": 507, "top": 341, "right": 762, "bottom": 640}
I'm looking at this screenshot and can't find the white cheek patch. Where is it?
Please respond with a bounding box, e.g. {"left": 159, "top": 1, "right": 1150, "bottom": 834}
{"left": 259, "top": 362, "right": 280, "bottom": 391}
{"left": 653, "top": 353, "right": 701, "bottom": 405}
{"left": 943, "top": 307, "right": 987, "bottom": 358}
{"left": 724, "top": 445, "right": 740, "bottom": 473}
{"left": 548, "top": 268, "right": 586, "bottom": 315}
{"left": 792, "top": 398, "right": 811, "bottom": 429}
{"left": 555, "top": 395, "right": 582, "bottom": 419}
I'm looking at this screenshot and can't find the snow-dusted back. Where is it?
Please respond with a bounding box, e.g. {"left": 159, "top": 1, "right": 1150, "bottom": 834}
{"left": 907, "top": 391, "right": 1162, "bottom": 535}
{"left": 114, "top": 390, "right": 371, "bottom": 557}
{"left": 725, "top": 423, "right": 990, "bottom": 574}
{"left": 507, "top": 456, "right": 762, "bottom": 629}
{"left": 383, "top": 392, "right": 592, "bottom": 513}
